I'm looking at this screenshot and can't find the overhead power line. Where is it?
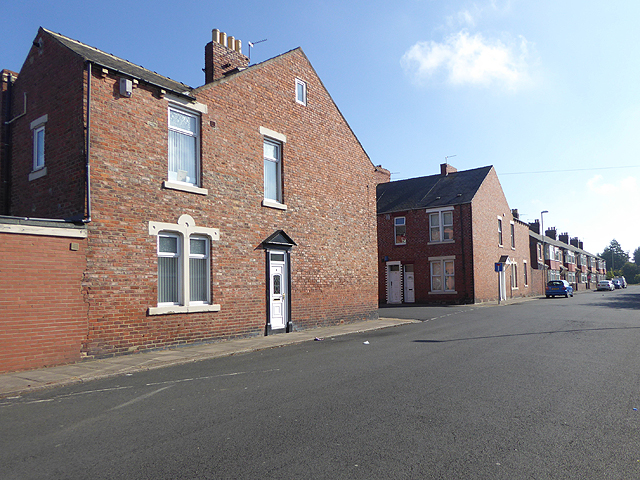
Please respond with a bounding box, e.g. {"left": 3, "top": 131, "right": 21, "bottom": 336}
{"left": 501, "top": 165, "right": 640, "bottom": 175}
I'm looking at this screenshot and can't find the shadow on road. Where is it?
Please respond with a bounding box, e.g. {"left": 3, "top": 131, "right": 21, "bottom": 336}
{"left": 587, "top": 292, "right": 640, "bottom": 310}
{"left": 413, "top": 325, "right": 640, "bottom": 343}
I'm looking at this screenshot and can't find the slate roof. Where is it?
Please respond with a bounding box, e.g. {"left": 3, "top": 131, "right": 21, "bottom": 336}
{"left": 43, "top": 28, "right": 193, "bottom": 96}
{"left": 376, "top": 166, "right": 493, "bottom": 214}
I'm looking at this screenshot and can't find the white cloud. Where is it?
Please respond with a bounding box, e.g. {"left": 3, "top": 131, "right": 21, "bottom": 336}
{"left": 401, "top": 31, "right": 534, "bottom": 90}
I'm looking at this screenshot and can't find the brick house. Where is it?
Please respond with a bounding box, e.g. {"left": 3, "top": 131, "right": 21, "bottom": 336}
{"left": 0, "top": 27, "right": 387, "bottom": 372}
{"left": 528, "top": 221, "right": 605, "bottom": 292}
{"left": 377, "top": 163, "right": 540, "bottom": 304}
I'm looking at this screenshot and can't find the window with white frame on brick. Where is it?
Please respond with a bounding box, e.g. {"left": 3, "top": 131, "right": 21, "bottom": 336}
{"left": 428, "top": 209, "right": 453, "bottom": 243}
{"left": 523, "top": 260, "right": 528, "bottom": 286}
{"left": 511, "top": 263, "right": 518, "bottom": 288}
{"left": 394, "top": 217, "right": 406, "bottom": 245}
{"left": 430, "top": 258, "right": 455, "bottom": 293}
{"left": 149, "top": 215, "right": 219, "bottom": 315}
{"left": 498, "top": 218, "right": 503, "bottom": 246}
{"left": 168, "top": 105, "right": 200, "bottom": 187}
{"left": 295, "top": 78, "right": 307, "bottom": 105}
{"left": 510, "top": 222, "right": 515, "bottom": 248}
{"left": 29, "top": 114, "right": 48, "bottom": 181}
{"left": 264, "top": 137, "right": 282, "bottom": 203}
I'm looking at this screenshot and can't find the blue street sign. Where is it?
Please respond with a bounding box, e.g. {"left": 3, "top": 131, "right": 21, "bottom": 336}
{"left": 495, "top": 263, "right": 503, "bottom": 272}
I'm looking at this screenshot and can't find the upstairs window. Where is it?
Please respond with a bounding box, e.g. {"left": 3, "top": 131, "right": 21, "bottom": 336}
{"left": 295, "top": 78, "right": 307, "bottom": 105}
{"left": 510, "top": 222, "right": 515, "bottom": 248}
{"left": 394, "top": 217, "right": 406, "bottom": 245}
{"left": 428, "top": 209, "right": 453, "bottom": 243}
{"left": 29, "top": 114, "right": 48, "bottom": 181}
{"left": 264, "top": 138, "right": 282, "bottom": 203}
{"left": 168, "top": 106, "right": 200, "bottom": 186}
{"left": 498, "top": 218, "right": 503, "bottom": 246}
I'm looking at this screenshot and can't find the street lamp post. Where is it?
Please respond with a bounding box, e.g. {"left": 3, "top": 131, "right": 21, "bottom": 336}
{"left": 541, "top": 210, "right": 548, "bottom": 293}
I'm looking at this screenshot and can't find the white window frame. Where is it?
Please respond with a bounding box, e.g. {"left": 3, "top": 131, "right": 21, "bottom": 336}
{"left": 511, "top": 262, "right": 518, "bottom": 289}
{"left": 149, "top": 214, "right": 220, "bottom": 315}
{"left": 498, "top": 217, "right": 503, "bottom": 246}
{"left": 29, "top": 114, "right": 48, "bottom": 181}
{"left": 426, "top": 207, "right": 454, "bottom": 244}
{"left": 188, "top": 235, "right": 210, "bottom": 305}
{"left": 260, "top": 127, "right": 287, "bottom": 210}
{"left": 295, "top": 78, "right": 307, "bottom": 105}
{"left": 429, "top": 256, "right": 456, "bottom": 294}
{"left": 523, "top": 260, "right": 528, "bottom": 286}
{"left": 394, "top": 216, "right": 406, "bottom": 245}
{"left": 157, "top": 232, "right": 182, "bottom": 306}
{"left": 167, "top": 104, "right": 201, "bottom": 188}
{"left": 510, "top": 222, "right": 515, "bottom": 249}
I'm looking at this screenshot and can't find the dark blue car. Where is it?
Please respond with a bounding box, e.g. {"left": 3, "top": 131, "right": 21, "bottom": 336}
{"left": 546, "top": 280, "right": 574, "bottom": 298}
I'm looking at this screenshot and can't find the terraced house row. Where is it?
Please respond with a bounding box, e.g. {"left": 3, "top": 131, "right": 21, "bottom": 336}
{"left": 0, "top": 28, "right": 605, "bottom": 374}
{"left": 376, "top": 163, "right": 606, "bottom": 304}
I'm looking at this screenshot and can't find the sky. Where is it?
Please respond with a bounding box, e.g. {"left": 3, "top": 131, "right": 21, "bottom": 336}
{"left": 2, "top": 0, "right": 639, "bottom": 258}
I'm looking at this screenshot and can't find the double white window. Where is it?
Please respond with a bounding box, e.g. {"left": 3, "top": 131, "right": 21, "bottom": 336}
{"left": 149, "top": 214, "right": 220, "bottom": 315}
{"left": 168, "top": 106, "right": 200, "bottom": 186}
{"left": 394, "top": 217, "right": 406, "bottom": 245}
{"left": 430, "top": 257, "right": 455, "bottom": 293}
{"left": 157, "top": 233, "right": 210, "bottom": 306}
{"left": 428, "top": 208, "right": 453, "bottom": 243}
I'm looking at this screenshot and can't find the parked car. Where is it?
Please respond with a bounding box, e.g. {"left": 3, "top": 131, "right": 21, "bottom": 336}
{"left": 612, "top": 279, "right": 623, "bottom": 289}
{"left": 616, "top": 276, "right": 628, "bottom": 288}
{"left": 546, "top": 280, "right": 574, "bottom": 298}
{"left": 597, "top": 280, "right": 615, "bottom": 291}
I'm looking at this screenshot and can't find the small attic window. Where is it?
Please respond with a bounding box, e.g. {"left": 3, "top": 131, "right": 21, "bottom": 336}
{"left": 295, "top": 78, "right": 307, "bottom": 105}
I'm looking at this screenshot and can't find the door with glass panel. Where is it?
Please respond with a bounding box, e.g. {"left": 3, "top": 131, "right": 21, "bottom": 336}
{"left": 387, "top": 264, "right": 402, "bottom": 304}
{"left": 269, "top": 252, "right": 287, "bottom": 330}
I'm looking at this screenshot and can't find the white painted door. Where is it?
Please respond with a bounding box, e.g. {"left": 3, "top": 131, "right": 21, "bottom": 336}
{"left": 388, "top": 264, "right": 402, "bottom": 304}
{"left": 404, "top": 264, "right": 415, "bottom": 303}
{"left": 269, "top": 253, "right": 287, "bottom": 330}
{"left": 499, "top": 270, "right": 506, "bottom": 301}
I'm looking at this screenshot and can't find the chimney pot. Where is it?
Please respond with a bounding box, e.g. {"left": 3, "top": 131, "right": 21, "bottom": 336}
{"left": 212, "top": 29, "right": 221, "bottom": 44}
{"left": 220, "top": 31, "right": 227, "bottom": 47}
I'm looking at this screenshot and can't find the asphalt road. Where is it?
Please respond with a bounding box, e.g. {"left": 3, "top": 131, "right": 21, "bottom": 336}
{"left": 2, "top": 287, "right": 640, "bottom": 479}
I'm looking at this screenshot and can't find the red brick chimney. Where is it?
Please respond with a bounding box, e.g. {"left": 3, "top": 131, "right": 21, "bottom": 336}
{"left": 440, "top": 163, "right": 457, "bottom": 176}
{"left": 205, "top": 29, "right": 250, "bottom": 83}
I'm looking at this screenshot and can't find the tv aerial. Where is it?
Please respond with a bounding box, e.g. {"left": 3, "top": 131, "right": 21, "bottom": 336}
{"left": 247, "top": 38, "right": 267, "bottom": 62}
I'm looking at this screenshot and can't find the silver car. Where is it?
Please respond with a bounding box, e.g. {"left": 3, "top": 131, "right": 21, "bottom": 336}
{"left": 597, "top": 280, "right": 615, "bottom": 291}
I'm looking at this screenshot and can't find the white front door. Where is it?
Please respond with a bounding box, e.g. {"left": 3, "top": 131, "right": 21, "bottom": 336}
{"left": 499, "top": 270, "right": 506, "bottom": 301}
{"left": 388, "top": 263, "right": 402, "bottom": 304}
{"left": 269, "top": 253, "right": 287, "bottom": 330}
{"left": 404, "top": 264, "right": 415, "bottom": 303}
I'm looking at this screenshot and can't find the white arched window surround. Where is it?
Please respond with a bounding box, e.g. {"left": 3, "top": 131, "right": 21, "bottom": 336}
{"left": 148, "top": 214, "right": 220, "bottom": 315}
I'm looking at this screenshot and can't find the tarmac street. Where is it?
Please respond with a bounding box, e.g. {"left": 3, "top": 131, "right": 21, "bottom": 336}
{"left": 1, "top": 287, "right": 640, "bottom": 479}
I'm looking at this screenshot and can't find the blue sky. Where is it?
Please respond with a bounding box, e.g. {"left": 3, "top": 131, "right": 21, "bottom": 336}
{"left": 2, "top": 0, "right": 639, "bottom": 257}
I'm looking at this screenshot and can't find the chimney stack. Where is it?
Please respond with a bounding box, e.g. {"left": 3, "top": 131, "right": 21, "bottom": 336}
{"left": 559, "top": 232, "right": 569, "bottom": 244}
{"left": 545, "top": 227, "right": 557, "bottom": 240}
{"left": 205, "top": 28, "right": 250, "bottom": 83}
{"left": 570, "top": 237, "right": 579, "bottom": 248}
{"left": 529, "top": 219, "right": 540, "bottom": 234}
{"left": 440, "top": 163, "right": 457, "bottom": 176}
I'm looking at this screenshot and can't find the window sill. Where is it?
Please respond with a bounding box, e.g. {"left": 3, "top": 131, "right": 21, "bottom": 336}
{"left": 29, "top": 167, "right": 47, "bottom": 181}
{"left": 429, "top": 290, "right": 458, "bottom": 295}
{"left": 262, "top": 198, "right": 288, "bottom": 211}
{"left": 148, "top": 303, "right": 221, "bottom": 316}
{"left": 163, "top": 181, "right": 208, "bottom": 196}
{"left": 427, "top": 240, "right": 455, "bottom": 245}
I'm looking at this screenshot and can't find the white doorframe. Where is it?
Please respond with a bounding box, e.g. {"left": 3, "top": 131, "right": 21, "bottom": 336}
{"left": 386, "top": 261, "right": 402, "bottom": 304}
{"left": 267, "top": 250, "right": 288, "bottom": 333}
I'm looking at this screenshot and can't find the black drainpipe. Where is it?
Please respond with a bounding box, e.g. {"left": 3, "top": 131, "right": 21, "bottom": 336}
{"left": 1, "top": 74, "right": 13, "bottom": 215}
{"left": 84, "top": 61, "right": 92, "bottom": 223}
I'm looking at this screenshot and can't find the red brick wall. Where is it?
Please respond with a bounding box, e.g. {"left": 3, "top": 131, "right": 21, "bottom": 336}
{"left": 377, "top": 203, "right": 475, "bottom": 304}
{"left": 470, "top": 168, "right": 538, "bottom": 301}
{"left": 78, "top": 47, "right": 381, "bottom": 357}
{"left": 0, "top": 231, "right": 87, "bottom": 373}
{"left": 8, "top": 31, "right": 86, "bottom": 219}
